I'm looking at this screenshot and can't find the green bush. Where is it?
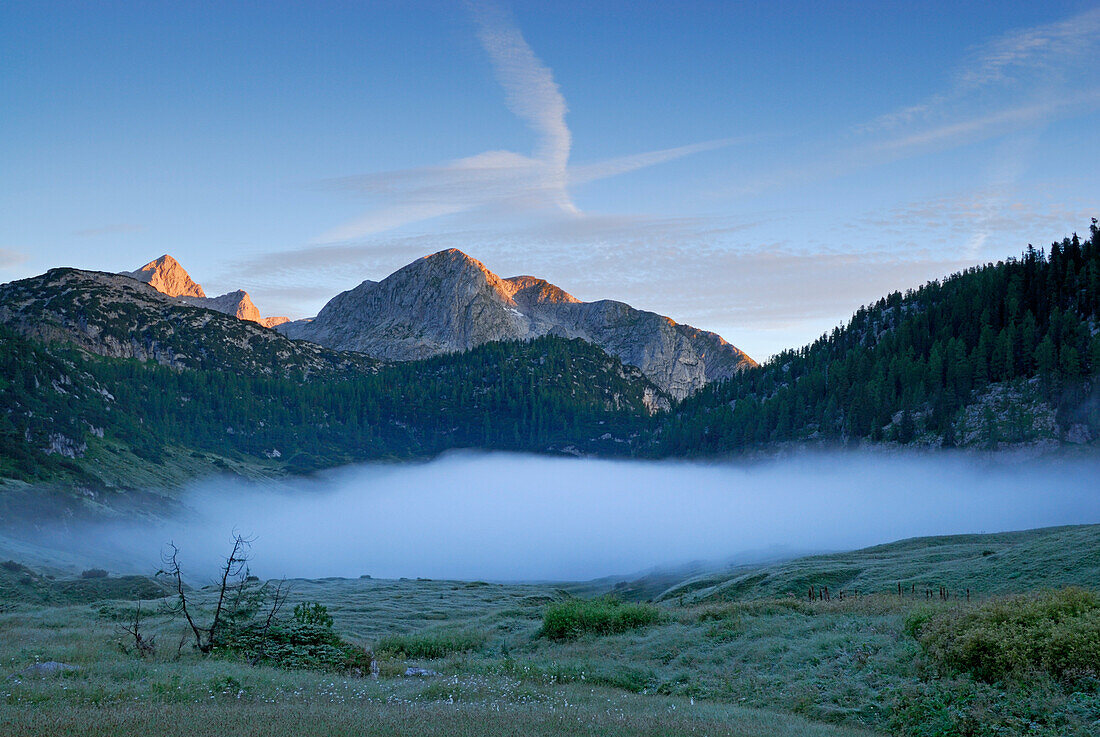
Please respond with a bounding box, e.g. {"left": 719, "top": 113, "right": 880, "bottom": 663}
{"left": 375, "top": 629, "right": 487, "bottom": 659}
{"left": 292, "top": 601, "right": 334, "bottom": 628}
{"left": 908, "top": 587, "right": 1100, "bottom": 684}
{"left": 222, "top": 621, "right": 372, "bottom": 672}
{"left": 541, "top": 596, "right": 662, "bottom": 640}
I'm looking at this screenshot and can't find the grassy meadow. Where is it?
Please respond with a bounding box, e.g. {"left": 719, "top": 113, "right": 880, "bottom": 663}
{"left": 2, "top": 525, "right": 1099, "bottom": 736}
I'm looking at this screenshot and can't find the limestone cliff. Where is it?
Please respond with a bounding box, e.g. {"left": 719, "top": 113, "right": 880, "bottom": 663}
{"left": 124, "top": 255, "right": 205, "bottom": 298}
{"left": 122, "top": 256, "right": 287, "bottom": 329}
{"left": 279, "top": 249, "right": 755, "bottom": 398}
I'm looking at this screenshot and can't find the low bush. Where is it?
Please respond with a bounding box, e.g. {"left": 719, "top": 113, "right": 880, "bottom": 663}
{"left": 541, "top": 596, "right": 662, "bottom": 640}
{"left": 80, "top": 568, "right": 109, "bottom": 579}
{"left": 292, "top": 601, "right": 334, "bottom": 628}
{"left": 376, "top": 629, "right": 487, "bottom": 659}
{"left": 222, "top": 619, "right": 372, "bottom": 673}
{"left": 907, "top": 587, "right": 1100, "bottom": 684}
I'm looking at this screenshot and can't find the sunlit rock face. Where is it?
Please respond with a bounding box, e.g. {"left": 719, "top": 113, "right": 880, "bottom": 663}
{"left": 122, "top": 256, "right": 288, "bottom": 329}
{"left": 279, "top": 249, "right": 756, "bottom": 398}
{"left": 124, "top": 255, "right": 206, "bottom": 298}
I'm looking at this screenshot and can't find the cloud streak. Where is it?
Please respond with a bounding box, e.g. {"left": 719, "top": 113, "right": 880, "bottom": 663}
{"left": 312, "top": 1, "right": 739, "bottom": 244}
{"left": 958, "top": 7, "right": 1100, "bottom": 88}
{"left": 858, "top": 7, "right": 1100, "bottom": 136}
{"left": 471, "top": 1, "right": 573, "bottom": 210}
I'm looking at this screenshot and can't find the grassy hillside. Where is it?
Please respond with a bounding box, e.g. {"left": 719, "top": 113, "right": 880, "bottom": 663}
{"left": 0, "top": 327, "right": 660, "bottom": 496}
{"left": 653, "top": 524, "right": 1100, "bottom": 603}
{"left": 1, "top": 525, "right": 1097, "bottom": 736}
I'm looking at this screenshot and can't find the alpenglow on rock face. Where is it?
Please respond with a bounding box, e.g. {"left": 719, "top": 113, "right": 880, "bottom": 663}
{"left": 122, "top": 255, "right": 288, "bottom": 328}
{"left": 124, "top": 255, "right": 206, "bottom": 298}
{"left": 279, "top": 249, "right": 756, "bottom": 398}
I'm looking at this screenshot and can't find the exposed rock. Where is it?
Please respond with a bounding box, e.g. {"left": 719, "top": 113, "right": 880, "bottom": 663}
{"left": 183, "top": 289, "right": 262, "bottom": 322}
{"left": 279, "top": 249, "right": 756, "bottom": 398}
{"left": 124, "top": 254, "right": 206, "bottom": 298}
{"left": 642, "top": 386, "right": 670, "bottom": 414}
{"left": 956, "top": 381, "right": 1061, "bottom": 447}
{"left": 1065, "top": 423, "right": 1093, "bottom": 444}
{"left": 403, "top": 667, "right": 440, "bottom": 677}
{"left": 44, "top": 433, "right": 87, "bottom": 458}
{"left": 122, "top": 256, "right": 287, "bottom": 329}
{"left": 0, "top": 268, "right": 377, "bottom": 378}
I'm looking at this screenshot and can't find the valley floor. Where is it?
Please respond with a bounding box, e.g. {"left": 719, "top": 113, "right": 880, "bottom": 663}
{"left": 2, "top": 525, "right": 1099, "bottom": 736}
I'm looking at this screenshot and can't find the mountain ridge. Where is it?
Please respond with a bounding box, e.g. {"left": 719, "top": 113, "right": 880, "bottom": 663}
{"left": 279, "top": 248, "right": 756, "bottom": 399}
{"left": 0, "top": 267, "right": 375, "bottom": 378}
{"left": 123, "top": 255, "right": 289, "bottom": 329}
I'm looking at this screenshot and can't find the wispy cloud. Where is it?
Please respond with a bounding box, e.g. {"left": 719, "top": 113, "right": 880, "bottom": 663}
{"left": 844, "top": 8, "right": 1100, "bottom": 260}
{"left": 569, "top": 137, "right": 756, "bottom": 186}
{"left": 958, "top": 7, "right": 1100, "bottom": 88}
{"left": 0, "top": 248, "right": 28, "bottom": 270}
{"left": 471, "top": 0, "right": 572, "bottom": 210}
{"left": 848, "top": 185, "right": 1096, "bottom": 246}
{"left": 726, "top": 7, "right": 1100, "bottom": 202}
{"left": 236, "top": 209, "right": 967, "bottom": 337}
{"left": 864, "top": 89, "right": 1100, "bottom": 156}
{"left": 312, "top": 1, "right": 739, "bottom": 244}
{"left": 858, "top": 7, "right": 1100, "bottom": 136}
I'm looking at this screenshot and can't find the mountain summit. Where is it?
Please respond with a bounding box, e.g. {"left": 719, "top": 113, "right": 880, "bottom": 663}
{"left": 279, "top": 249, "right": 755, "bottom": 398}
{"left": 124, "top": 255, "right": 206, "bottom": 298}
{"left": 121, "top": 255, "right": 288, "bottom": 328}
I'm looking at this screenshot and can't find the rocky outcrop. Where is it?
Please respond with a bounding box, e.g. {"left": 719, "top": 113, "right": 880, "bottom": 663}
{"left": 122, "top": 255, "right": 288, "bottom": 329}
{"left": 124, "top": 255, "right": 205, "bottom": 298}
{"left": 0, "top": 268, "right": 376, "bottom": 377}
{"left": 279, "top": 249, "right": 755, "bottom": 398}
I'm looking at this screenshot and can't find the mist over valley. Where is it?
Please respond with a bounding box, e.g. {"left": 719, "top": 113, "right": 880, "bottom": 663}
{"left": 14, "top": 452, "right": 1096, "bottom": 582}
{"left": 3, "top": 3, "right": 1100, "bottom": 734}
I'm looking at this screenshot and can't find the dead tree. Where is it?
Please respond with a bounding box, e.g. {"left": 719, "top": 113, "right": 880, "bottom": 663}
{"left": 118, "top": 600, "right": 156, "bottom": 658}
{"left": 159, "top": 534, "right": 288, "bottom": 654}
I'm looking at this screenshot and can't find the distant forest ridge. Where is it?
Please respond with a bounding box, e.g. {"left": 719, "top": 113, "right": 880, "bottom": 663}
{"left": 660, "top": 220, "right": 1100, "bottom": 452}
{"left": 0, "top": 222, "right": 1097, "bottom": 494}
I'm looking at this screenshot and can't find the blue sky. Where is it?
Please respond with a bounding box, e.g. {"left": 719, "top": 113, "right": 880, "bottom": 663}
{"left": 2, "top": 1, "right": 1098, "bottom": 360}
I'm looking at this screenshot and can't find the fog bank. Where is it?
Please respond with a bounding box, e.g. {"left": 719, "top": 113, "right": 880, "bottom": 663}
{"left": 28, "top": 452, "right": 1100, "bottom": 581}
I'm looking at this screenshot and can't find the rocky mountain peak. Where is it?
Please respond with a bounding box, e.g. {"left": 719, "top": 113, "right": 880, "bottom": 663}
{"left": 412, "top": 249, "right": 509, "bottom": 292}
{"left": 196, "top": 289, "right": 262, "bottom": 322}
{"left": 121, "top": 257, "right": 288, "bottom": 330}
{"left": 279, "top": 250, "right": 757, "bottom": 398}
{"left": 502, "top": 276, "right": 581, "bottom": 309}
{"left": 125, "top": 254, "right": 206, "bottom": 298}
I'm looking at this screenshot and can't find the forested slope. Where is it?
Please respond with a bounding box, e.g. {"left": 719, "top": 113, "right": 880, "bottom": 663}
{"left": 657, "top": 222, "right": 1100, "bottom": 452}
{"left": 3, "top": 225, "right": 1099, "bottom": 497}
{"left": 0, "top": 328, "right": 660, "bottom": 489}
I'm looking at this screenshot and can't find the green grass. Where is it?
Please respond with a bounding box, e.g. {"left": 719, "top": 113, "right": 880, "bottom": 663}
{"left": 908, "top": 587, "right": 1100, "bottom": 683}
{"left": 0, "top": 561, "right": 164, "bottom": 605}
{"left": 1, "top": 524, "right": 1099, "bottom": 736}
{"left": 657, "top": 524, "right": 1100, "bottom": 603}
{"left": 541, "top": 597, "right": 662, "bottom": 640}
{"left": 0, "top": 698, "right": 874, "bottom": 737}
{"left": 376, "top": 628, "right": 489, "bottom": 658}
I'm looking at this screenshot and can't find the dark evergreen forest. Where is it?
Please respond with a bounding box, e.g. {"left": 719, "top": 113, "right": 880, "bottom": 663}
{"left": 2, "top": 224, "right": 1098, "bottom": 488}
{"left": 658, "top": 221, "right": 1100, "bottom": 452}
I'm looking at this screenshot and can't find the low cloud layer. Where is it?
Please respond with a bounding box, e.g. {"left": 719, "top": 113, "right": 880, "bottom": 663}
{"left": 25, "top": 452, "right": 1100, "bottom": 582}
